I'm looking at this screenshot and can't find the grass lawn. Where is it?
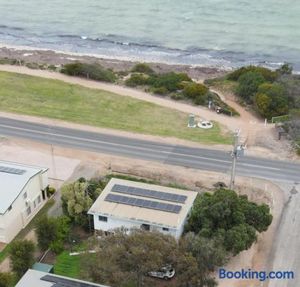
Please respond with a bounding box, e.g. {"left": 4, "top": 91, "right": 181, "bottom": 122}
{"left": 54, "top": 251, "right": 81, "bottom": 278}
{"left": 0, "top": 71, "right": 231, "bottom": 144}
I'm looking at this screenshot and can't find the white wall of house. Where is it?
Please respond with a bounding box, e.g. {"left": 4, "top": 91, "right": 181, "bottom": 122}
{"left": 92, "top": 213, "right": 180, "bottom": 239}
{"left": 0, "top": 171, "right": 48, "bottom": 243}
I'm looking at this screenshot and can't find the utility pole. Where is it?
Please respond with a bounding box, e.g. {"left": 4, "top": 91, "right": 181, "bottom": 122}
{"left": 229, "top": 130, "right": 244, "bottom": 190}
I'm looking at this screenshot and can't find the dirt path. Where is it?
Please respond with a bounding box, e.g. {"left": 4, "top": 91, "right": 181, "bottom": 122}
{"left": 0, "top": 65, "right": 251, "bottom": 134}
{"left": 0, "top": 64, "right": 295, "bottom": 160}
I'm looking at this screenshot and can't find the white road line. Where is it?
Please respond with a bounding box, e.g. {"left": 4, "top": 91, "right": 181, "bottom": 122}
{"left": 0, "top": 123, "right": 281, "bottom": 171}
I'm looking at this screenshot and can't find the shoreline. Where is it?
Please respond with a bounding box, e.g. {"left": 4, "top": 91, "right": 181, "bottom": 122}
{"left": 0, "top": 43, "right": 227, "bottom": 81}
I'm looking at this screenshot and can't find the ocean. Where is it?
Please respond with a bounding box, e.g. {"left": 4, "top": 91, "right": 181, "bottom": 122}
{"left": 0, "top": 0, "right": 299, "bottom": 70}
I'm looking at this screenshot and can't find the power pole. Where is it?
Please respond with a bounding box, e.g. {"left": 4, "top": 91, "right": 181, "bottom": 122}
{"left": 229, "top": 130, "right": 242, "bottom": 190}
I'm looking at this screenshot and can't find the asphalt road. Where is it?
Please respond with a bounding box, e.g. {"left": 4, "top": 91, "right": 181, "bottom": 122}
{"left": 0, "top": 116, "right": 299, "bottom": 184}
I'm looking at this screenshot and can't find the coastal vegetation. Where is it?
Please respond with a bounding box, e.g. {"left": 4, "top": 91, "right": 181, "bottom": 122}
{"left": 206, "top": 64, "right": 300, "bottom": 153}
{"left": 61, "top": 62, "right": 116, "bottom": 83}
{"left": 126, "top": 63, "right": 238, "bottom": 116}
{"left": 0, "top": 71, "right": 231, "bottom": 144}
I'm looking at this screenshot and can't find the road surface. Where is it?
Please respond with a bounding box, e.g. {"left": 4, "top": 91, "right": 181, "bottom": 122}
{"left": 0, "top": 116, "right": 299, "bottom": 184}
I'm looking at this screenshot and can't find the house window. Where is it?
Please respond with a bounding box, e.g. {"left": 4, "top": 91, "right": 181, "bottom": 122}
{"left": 26, "top": 206, "right": 31, "bottom": 216}
{"left": 98, "top": 216, "right": 108, "bottom": 222}
{"left": 162, "top": 227, "right": 169, "bottom": 231}
{"left": 23, "top": 192, "right": 27, "bottom": 199}
{"left": 33, "top": 200, "right": 36, "bottom": 209}
{"left": 8, "top": 205, "right": 12, "bottom": 212}
{"left": 37, "top": 195, "right": 41, "bottom": 204}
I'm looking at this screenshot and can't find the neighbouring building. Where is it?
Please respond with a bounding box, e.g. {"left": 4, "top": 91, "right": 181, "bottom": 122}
{"left": 16, "top": 269, "right": 109, "bottom": 287}
{"left": 0, "top": 161, "right": 48, "bottom": 243}
{"left": 88, "top": 178, "right": 198, "bottom": 239}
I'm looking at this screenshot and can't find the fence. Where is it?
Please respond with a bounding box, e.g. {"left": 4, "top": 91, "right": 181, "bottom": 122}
{"left": 271, "top": 115, "right": 290, "bottom": 124}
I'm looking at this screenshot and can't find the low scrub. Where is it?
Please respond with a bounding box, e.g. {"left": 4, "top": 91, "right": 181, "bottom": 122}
{"left": 131, "top": 63, "right": 154, "bottom": 75}
{"left": 61, "top": 62, "right": 116, "bottom": 83}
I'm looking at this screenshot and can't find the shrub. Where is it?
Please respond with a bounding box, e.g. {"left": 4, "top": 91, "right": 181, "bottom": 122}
{"left": 254, "top": 83, "right": 288, "bottom": 119}
{"left": 125, "top": 73, "right": 148, "bottom": 87}
{"left": 131, "top": 63, "right": 154, "bottom": 75}
{"left": 183, "top": 82, "right": 209, "bottom": 105}
{"left": 0, "top": 272, "right": 13, "bottom": 287}
{"left": 61, "top": 62, "right": 116, "bottom": 83}
{"left": 228, "top": 65, "right": 278, "bottom": 82}
{"left": 9, "top": 240, "right": 35, "bottom": 278}
{"left": 46, "top": 185, "right": 56, "bottom": 197}
{"left": 152, "top": 86, "right": 169, "bottom": 95}
{"left": 236, "top": 71, "right": 266, "bottom": 103}
{"left": 147, "top": 72, "right": 191, "bottom": 92}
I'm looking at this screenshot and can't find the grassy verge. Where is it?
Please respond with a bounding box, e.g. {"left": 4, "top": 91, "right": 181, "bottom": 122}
{"left": 0, "top": 199, "right": 55, "bottom": 263}
{"left": 0, "top": 71, "right": 231, "bottom": 145}
{"left": 54, "top": 251, "right": 81, "bottom": 278}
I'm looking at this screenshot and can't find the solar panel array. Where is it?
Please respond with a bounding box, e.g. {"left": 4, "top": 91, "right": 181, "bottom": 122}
{"left": 0, "top": 166, "right": 26, "bottom": 175}
{"left": 41, "top": 275, "right": 98, "bottom": 287}
{"left": 105, "top": 193, "right": 182, "bottom": 214}
{"left": 111, "top": 184, "right": 187, "bottom": 203}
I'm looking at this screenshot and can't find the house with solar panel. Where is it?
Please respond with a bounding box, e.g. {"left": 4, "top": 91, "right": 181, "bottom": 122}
{"left": 0, "top": 161, "right": 48, "bottom": 243}
{"left": 88, "top": 178, "right": 198, "bottom": 239}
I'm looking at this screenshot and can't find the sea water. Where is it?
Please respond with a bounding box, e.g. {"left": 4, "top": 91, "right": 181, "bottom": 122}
{"left": 0, "top": 0, "right": 299, "bottom": 70}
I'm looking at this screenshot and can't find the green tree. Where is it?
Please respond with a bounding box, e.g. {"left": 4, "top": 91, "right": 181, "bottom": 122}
{"left": 185, "top": 189, "right": 272, "bottom": 255}
{"left": 276, "top": 63, "right": 293, "bottom": 75}
{"left": 81, "top": 230, "right": 180, "bottom": 287}
{"left": 9, "top": 240, "right": 35, "bottom": 278}
{"left": 36, "top": 215, "right": 71, "bottom": 253}
{"left": 236, "top": 71, "right": 266, "bottom": 103}
{"left": 224, "top": 224, "right": 257, "bottom": 255}
{"left": 61, "top": 179, "right": 101, "bottom": 227}
{"left": 36, "top": 215, "right": 57, "bottom": 251}
{"left": 254, "top": 83, "right": 288, "bottom": 118}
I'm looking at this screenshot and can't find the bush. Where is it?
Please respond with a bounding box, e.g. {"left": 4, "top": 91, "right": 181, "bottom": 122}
{"left": 183, "top": 82, "right": 209, "bottom": 105}
{"left": 131, "top": 63, "right": 154, "bottom": 75}
{"left": 152, "top": 86, "right": 169, "bottom": 95}
{"left": 125, "top": 73, "right": 148, "bottom": 87}
{"left": 228, "top": 66, "right": 278, "bottom": 82}
{"left": 9, "top": 240, "right": 35, "bottom": 278}
{"left": 236, "top": 71, "right": 266, "bottom": 103}
{"left": 147, "top": 72, "right": 191, "bottom": 92}
{"left": 46, "top": 185, "right": 56, "bottom": 197}
{"left": 254, "top": 83, "right": 288, "bottom": 119}
{"left": 0, "top": 272, "right": 13, "bottom": 287}
{"left": 61, "top": 62, "right": 116, "bottom": 83}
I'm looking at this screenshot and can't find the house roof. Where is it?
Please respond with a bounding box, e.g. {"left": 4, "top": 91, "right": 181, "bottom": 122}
{"left": 16, "top": 269, "right": 109, "bottom": 287}
{"left": 0, "top": 161, "right": 47, "bottom": 214}
{"left": 88, "top": 178, "right": 198, "bottom": 229}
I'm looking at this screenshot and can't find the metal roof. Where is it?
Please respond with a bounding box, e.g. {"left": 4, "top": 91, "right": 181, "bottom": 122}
{"left": 16, "top": 269, "right": 109, "bottom": 287}
{"left": 88, "top": 178, "right": 198, "bottom": 229}
{"left": 0, "top": 161, "right": 47, "bottom": 214}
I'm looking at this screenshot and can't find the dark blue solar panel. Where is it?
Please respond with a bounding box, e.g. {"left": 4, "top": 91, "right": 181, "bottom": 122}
{"left": 111, "top": 184, "right": 187, "bottom": 203}
{"left": 105, "top": 194, "right": 182, "bottom": 214}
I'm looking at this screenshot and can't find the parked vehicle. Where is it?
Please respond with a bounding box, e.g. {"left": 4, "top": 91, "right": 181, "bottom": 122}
{"left": 148, "top": 265, "right": 175, "bottom": 280}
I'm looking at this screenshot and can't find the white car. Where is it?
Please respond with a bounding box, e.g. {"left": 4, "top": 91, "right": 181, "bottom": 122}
{"left": 198, "top": 120, "right": 213, "bottom": 129}
{"left": 148, "top": 265, "right": 175, "bottom": 280}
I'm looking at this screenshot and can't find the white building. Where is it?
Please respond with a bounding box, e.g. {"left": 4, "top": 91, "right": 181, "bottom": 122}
{"left": 88, "top": 178, "right": 198, "bottom": 239}
{"left": 0, "top": 161, "right": 48, "bottom": 243}
{"left": 16, "top": 269, "right": 109, "bottom": 287}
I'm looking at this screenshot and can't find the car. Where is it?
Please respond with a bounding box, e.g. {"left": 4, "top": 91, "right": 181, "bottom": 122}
{"left": 148, "top": 265, "right": 175, "bottom": 280}
{"left": 197, "top": 120, "right": 213, "bottom": 129}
